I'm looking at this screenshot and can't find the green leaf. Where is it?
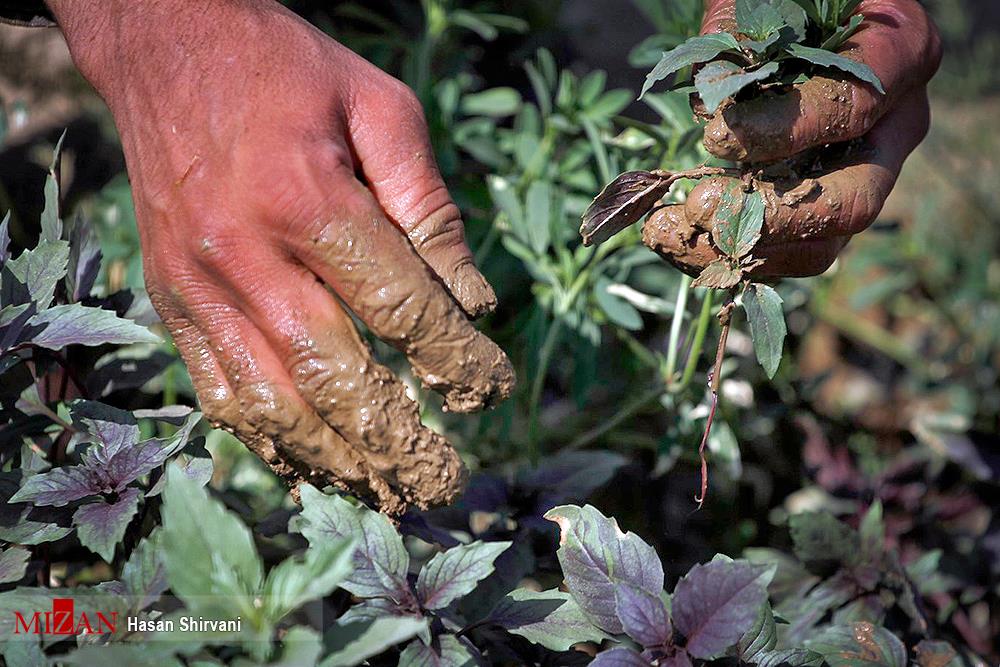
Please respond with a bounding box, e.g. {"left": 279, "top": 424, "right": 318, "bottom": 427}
{"left": 595, "top": 277, "right": 644, "bottom": 330}
{"left": 322, "top": 617, "right": 428, "bottom": 667}
{"left": 40, "top": 130, "right": 65, "bottom": 243}
{"left": 738, "top": 602, "right": 777, "bottom": 661}
{"left": 914, "top": 640, "right": 962, "bottom": 667}
{"left": 858, "top": 501, "right": 884, "bottom": 564}
{"left": 273, "top": 626, "right": 324, "bottom": 667}
{"left": 710, "top": 187, "right": 766, "bottom": 259}
{"left": 2, "top": 640, "right": 47, "bottom": 667}
{"left": 736, "top": 0, "right": 786, "bottom": 40}
{"left": 486, "top": 588, "right": 608, "bottom": 651}
{"left": 28, "top": 303, "right": 161, "bottom": 349}
{"left": 460, "top": 87, "right": 522, "bottom": 117}
{"left": 785, "top": 43, "right": 885, "bottom": 94}
{"left": 641, "top": 33, "right": 741, "bottom": 98}
{"left": 742, "top": 283, "right": 786, "bottom": 379}
{"left": 296, "top": 485, "right": 412, "bottom": 603}
{"left": 0, "top": 547, "right": 30, "bottom": 584}
{"left": 524, "top": 180, "right": 553, "bottom": 254}
{"left": 789, "top": 511, "right": 860, "bottom": 566}
{"left": 754, "top": 649, "right": 825, "bottom": 666}
{"left": 117, "top": 529, "right": 168, "bottom": 609}
{"left": 262, "top": 539, "right": 354, "bottom": 622}
{"left": 160, "top": 465, "right": 264, "bottom": 615}
{"left": 398, "top": 635, "right": 478, "bottom": 667}
{"left": 416, "top": 540, "right": 510, "bottom": 610}
{"left": 692, "top": 259, "right": 743, "bottom": 290}
{"left": 0, "top": 210, "right": 10, "bottom": 264}
{"left": 4, "top": 239, "right": 69, "bottom": 309}
{"left": 822, "top": 14, "right": 864, "bottom": 51}
{"left": 806, "top": 623, "right": 906, "bottom": 667}
{"left": 582, "top": 89, "right": 633, "bottom": 120}
{"left": 695, "top": 61, "right": 780, "bottom": 115}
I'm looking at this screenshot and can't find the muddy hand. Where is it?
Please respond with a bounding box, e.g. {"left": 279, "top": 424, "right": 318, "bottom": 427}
{"left": 49, "top": 0, "right": 514, "bottom": 513}
{"left": 645, "top": 0, "right": 941, "bottom": 278}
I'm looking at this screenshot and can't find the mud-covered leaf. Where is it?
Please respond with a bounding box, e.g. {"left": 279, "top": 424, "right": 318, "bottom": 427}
{"left": 296, "top": 484, "right": 412, "bottom": 603}
{"left": 785, "top": 44, "right": 884, "bottom": 94}
{"left": 28, "top": 303, "right": 160, "bottom": 349}
{"left": 486, "top": 588, "right": 607, "bottom": 651}
{"left": 789, "top": 511, "right": 860, "bottom": 567}
{"left": 545, "top": 504, "right": 663, "bottom": 634}
{"left": 641, "top": 33, "right": 741, "bottom": 98}
{"left": 615, "top": 583, "right": 672, "bottom": 648}
{"left": 591, "top": 647, "right": 652, "bottom": 666}
{"left": 695, "top": 61, "right": 780, "bottom": 114}
{"left": 712, "top": 186, "right": 765, "bottom": 258}
{"left": 742, "top": 283, "right": 786, "bottom": 379}
{"left": 581, "top": 171, "right": 670, "bottom": 246}
{"left": 805, "top": 622, "right": 906, "bottom": 667}
{"left": 672, "top": 559, "right": 769, "bottom": 659}
{"left": 693, "top": 260, "right": 743, "bottom": 289}
{"left": 73, "top": 488, "right": 142, "bottom": 562}
{"left": 0, "top": 546, "right": 30, "bottom": 584}
{"left": 322, "top": 616, "right": 428, "bottom": 667}
{"left": 416, "top": 540, "right": 510, "bottom": 610}
{"left": 262, "top": 539, "right": 354, "bottom": 621}
{"left": 913, "top": 640, "right": 962, "bottom": 667}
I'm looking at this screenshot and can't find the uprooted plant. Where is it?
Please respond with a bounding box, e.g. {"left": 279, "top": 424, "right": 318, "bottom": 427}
{"left": 580, "top": 0, "right": 885, "bottom": 505}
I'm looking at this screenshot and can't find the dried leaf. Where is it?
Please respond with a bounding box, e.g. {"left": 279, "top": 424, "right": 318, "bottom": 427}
{"left": 693, "top": 259, "right": 743, "bottom": 289}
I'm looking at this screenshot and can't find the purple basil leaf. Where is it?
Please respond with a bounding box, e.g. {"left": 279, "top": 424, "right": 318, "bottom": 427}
{"left": 672, "top": 559, "right": 769, "bottom": 659}
{"left": 65, "top": 212, "right": 102, "bottom": 302}
{"left": 296, "top": 484, "right": 414, "bottom": 603}
{"left": 416, "top": 540, "right": 511, "bottom": 610}
{"left": 398, "top": 513, "right": 462, "bottom": 549}
{"left": 580, "top": 171, "right": 671, "bottom": 246}
{"left": 71, "top": 401, "right": 140, "bottom": 464}
{"left": 0, "top": 546, "right": 30, "bottom": 584}
{"left": 660, "top": 652, "right": 694, "bottom": 667}
{"left": 92, "top": 438, "right": 179, "bottom": 491}
{"left": 615, "top": 583, "right": 672, "bottom": 648}
{"left": 398, "top": 635, "right": 478, "bottom": 667}
{"left": 591, "top": 647, "right": 652, "bottom": 666}
{"left": 147, "top": 436, "right": 213, "bottom": 496}
{"left": 545, "top": 504, "right": 664, "bottom": 634}
{"left": 0, "top": 303, "right": 37, "bottom": 353}
{"left": 72, "top": 488, "right": 141, "bottom": 562}
{"left": 28, "top": 303, "right": 160, "bottom": 350}
{"left": 87, "top": 351, "right": 175, "bottom": 397}
{"left": 9, "top": 465, "right": 99, "bottom": 506}
{"left": 486, "top": 588, "right": 607, "bottom": 652}
{"left": 0, "top": 210, "right": 10, "bottom": 264}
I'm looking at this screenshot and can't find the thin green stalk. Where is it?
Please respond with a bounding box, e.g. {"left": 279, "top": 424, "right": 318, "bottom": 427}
{"left": 674, "top": 288, "right": 714, "bottom": 392}
{"left": 526, "top": 315, "right": 564, "bottom": 464}
{"left": 567, "top": 384, "right": 665, "bottom": 451}
{"left": 664, "top": 275, "right": 692, "bottom": 381}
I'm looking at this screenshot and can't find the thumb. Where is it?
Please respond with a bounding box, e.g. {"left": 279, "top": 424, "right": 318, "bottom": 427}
{"left": 346, "top": 77, "right": 496, "bottom": 318}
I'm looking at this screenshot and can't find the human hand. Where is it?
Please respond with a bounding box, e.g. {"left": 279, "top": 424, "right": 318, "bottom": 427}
{"left": 643, "top": 0, "right": 941, "bottom": 278}
{"left": 48, "top": 0, "right": 514, "bottom": 513}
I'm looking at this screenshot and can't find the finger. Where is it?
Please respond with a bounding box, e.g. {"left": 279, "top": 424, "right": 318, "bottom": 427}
{"left": 155, "top": 288, "right": 415, "bottom": 510}
{"left": 645, "top": 89, "right": 929, "bottom": 277}
{"left": 216, "top": 253, "right": 471, "bottom": 509}
{"left": 347, "top": 77, "right": 497, "bottom": 318}
{"left": 292, "top": 171, "right": 515, "bottom": 413}
{"left": 701, "top": 0, "right": 941, "bottom": 163}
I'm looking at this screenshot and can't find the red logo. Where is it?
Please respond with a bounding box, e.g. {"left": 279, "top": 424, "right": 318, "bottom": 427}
{"left": 13, "top": 598, "right": 117, "bottom": 636}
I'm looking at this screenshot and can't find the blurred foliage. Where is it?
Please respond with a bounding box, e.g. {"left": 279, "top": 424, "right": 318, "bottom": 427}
{"left": 0, "top": 0, "right": 997, "bottom": 663}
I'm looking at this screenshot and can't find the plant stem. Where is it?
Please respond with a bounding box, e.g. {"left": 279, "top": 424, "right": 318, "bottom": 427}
{"left": 675, "top": 288, "right": 714, "bottom": 392}
{"left": 664, "top": 275, "right": 692, "bottom": 382}
{"left": 567, "top": 383, "right": 666, "bottom": 451}
{"left": 526, "top": 315, "right": 564, "bottom": 464}
{"left": 694, "top": 298, "right": 734, "bottom": 507}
